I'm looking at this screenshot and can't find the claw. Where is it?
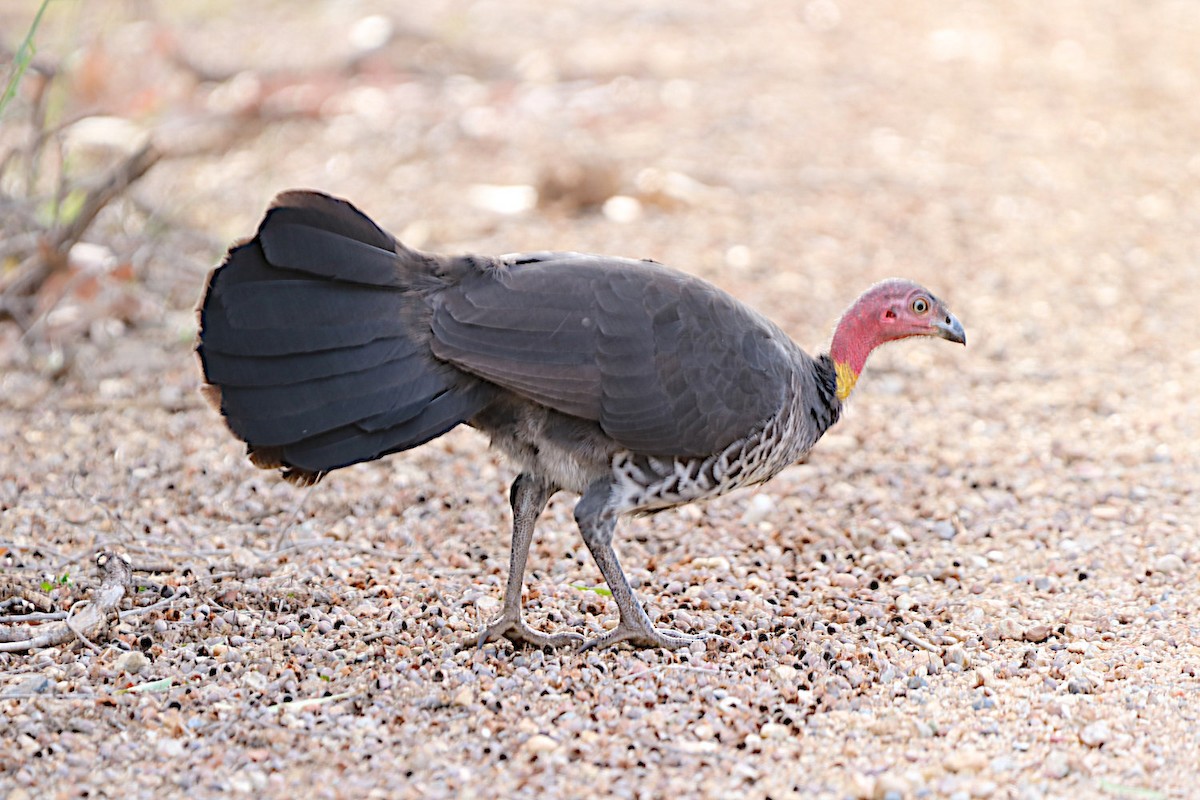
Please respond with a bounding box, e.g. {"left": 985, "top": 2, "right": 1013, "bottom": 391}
{"left": 476, "top": 614, "right": 584, "bottom": 650}
{"left": 579, "top": 621, "right": 729, "bottom": 651}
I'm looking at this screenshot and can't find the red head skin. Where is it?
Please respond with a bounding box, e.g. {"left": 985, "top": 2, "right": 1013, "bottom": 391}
{"left": 828, "top": 279, "right": 965, "bottom": 401}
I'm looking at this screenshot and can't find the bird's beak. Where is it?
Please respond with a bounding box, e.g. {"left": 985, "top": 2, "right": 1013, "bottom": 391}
{"left": 933, "top": 310, "right": 966, "bottom": 345}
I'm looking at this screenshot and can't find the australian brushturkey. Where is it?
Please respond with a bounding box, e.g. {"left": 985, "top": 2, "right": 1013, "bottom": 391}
{"left": 197, "top": 191, "right": 965, "bottom": 650}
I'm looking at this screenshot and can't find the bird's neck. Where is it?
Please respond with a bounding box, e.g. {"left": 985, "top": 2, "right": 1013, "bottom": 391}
{"left": 828, "top": 304, "right": 880, "bottom": 401}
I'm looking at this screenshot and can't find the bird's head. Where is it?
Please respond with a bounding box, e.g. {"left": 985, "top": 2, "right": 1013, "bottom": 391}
{"left": 829, "top": 278, "right": 965, "bottom": 401}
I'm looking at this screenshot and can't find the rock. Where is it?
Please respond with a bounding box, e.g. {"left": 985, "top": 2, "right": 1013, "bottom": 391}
{"left": 116, "top": 650, "right": 150, "bottom": 675}
{"left": 1079, "top": 721, "right": 1110, "bottom": 747}
{"left": 1044, "top": 751, "right": 1071, "bottom": 778}
{"left": 602, "top": 195, "right": 643, "bottom": 223}
{"left": 831, "top": 572, "right": 858, "bottom": 589}
{"left": 759, "top": 722, "right": 790, "bottom": 740}
{"left": 691, "top": 556, "right": 731, "bottom": 571}
{"left": 522, "top": 734, "right": 559, "bottom": 754}
{"left": 12, "top": 675, "right": 52, "bottom": 695}
{"left": 1023, "top": 625, "right": 1052, "bottom": 643}
{"left": 849, "top": 773, "right": 876, "bottom": 799}
{"left": 156, "top": 738, "right": 184, "bottom": 757}
{"left": 1153, "top": 554, "right": 1185, "bottom": 574}
{"left": 933, "top": 520, "right": 956, "bottom": 540}
{"left": 242, "top": 670, "right": 268, "bottom": 691}
{"left": 945, "top": 645, "right": 971, "bottom": 669}
{"left": 467, "top": 184, "right": 537, "bottom": 215}
{"left": 1067, "top": 675, "right": 1096, "bottom": 694}
{"left": 970, "top": 779, "right": 998, "bottom": 797}
{"left": 945, "top": 749, "right": 987, "bottom": 773}
{"left": 873, "top": 772, "right": 910, "bottom": 800}
{"left": 741, "top": 493, "right": 776, "bottom": 524}
{"left": 773, "top": 664, "right": 798, "bottom": 681}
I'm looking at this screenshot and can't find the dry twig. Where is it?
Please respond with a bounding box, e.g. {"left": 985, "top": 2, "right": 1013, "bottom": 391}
{"left": 0, "top": 551, "right": 133, "bottom": 653}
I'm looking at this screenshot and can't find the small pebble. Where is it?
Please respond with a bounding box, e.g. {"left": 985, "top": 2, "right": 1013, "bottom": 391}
{"left": 933, "top": 520, "right": 956, "bottom": 540}
{"left": 1154, "top": 554, "right": 1185, "bottom": 574}
{"left": 874, "top": 772, "right": 909, "bottom": 800}
{"left": 523, "top": 734, "right": 559, "bottom": 754}
{"left": 1044, "top": 751, "right": 1071, "bottom": 778}
{"left": 945, "top": 646, "right": 970, "bottom": 669}
{"left": 116, "top": 650, "right": 150, "bottom": 675}
{"left": 1023, "top": 625, "right": 1052, "bottom": 643}
{"left": 831, "top": 572, "right": 858, "bottom": 588}
{"left": 741, "top": 494, "right": 776, "bottom": 524}
{"left": 945, "top": 750, "right": 987, "bottom": 774}
{"left": 1079, "top": 721, "right": 1111, "bottom": 747}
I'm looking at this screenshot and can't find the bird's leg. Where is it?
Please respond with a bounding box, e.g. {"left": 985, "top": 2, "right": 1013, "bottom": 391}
{"left": 477, "top": 473, "right": 583, "bottom": 649}
{"left": 574, "top": 482, "right": 706, "bottom": 651}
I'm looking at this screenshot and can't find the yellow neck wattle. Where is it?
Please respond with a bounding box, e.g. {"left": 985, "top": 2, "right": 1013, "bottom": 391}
{"left": 834, "top": 361, "right": 859, "bottom": 401}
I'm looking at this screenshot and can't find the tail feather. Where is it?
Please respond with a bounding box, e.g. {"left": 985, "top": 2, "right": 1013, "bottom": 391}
{"left": 203, "top": 336, "right": 424, "bottom": 387}
{"left": 217, "top": 362, "right": 449, "bottom": 446}
{"left": 276, "top": 384, "right": 495, "bottom": 472}
{"left": 265, "top": 190, "right": 397, "bottom": 254}
{"left": 260, "top": 222, "right": 413, "bottom": 288}
{"left": 197, "top": 191, "right": 493, "bottom": 479}
{"left": 202, "top": 281, "right": 416, "bottom": 356}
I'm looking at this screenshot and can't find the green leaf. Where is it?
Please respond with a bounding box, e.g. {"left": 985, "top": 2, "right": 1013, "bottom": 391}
{"left": 54, "top": 188, "right": 88, "bottom": 227}
{"left": 570, "top": 583, "right": 612, "bottom": 597}
{"left": 0, "top": 0, "right": 53, "bottom": 119}
{"left": 119, "top": 678, "right": 173, "bottom": 694}
{"left": 40, "top": 580, "right": 53, "bottom": 592}
{"left": 1098, "top": 780, "right": 1166, "bottom": 800}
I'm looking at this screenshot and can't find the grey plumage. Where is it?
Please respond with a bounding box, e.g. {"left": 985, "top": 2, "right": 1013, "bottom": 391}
{"left": 198, "top": 191, "right": 852, "bottom": 649}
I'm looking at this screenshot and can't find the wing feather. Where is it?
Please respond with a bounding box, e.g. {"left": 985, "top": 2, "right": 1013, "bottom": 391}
{"left": 431, "top": 254, "right": 796, "bottom": 456}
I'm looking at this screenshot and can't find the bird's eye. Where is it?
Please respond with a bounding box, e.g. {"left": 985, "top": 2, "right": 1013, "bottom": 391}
{"left": 911, "top": 297, "right": 929, "bottom": 314}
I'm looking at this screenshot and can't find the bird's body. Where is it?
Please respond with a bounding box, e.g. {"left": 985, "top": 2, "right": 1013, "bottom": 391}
{"left": 198, "top": 191, "right": 964, "bottom": 650}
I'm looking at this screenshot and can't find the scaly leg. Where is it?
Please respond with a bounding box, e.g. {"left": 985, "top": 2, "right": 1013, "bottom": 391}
{"left": 574, "top": 481, "right": 711, "bottom": 651}
{"left": 477, "top": 473, "right": 583, "bottom": 649}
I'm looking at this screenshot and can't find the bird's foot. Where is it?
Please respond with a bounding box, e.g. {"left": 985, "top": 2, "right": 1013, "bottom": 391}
{"left": 476, "top": 614, "right": 584, "bottom": 650}
{"left": 580, "top": 620, "right": 730, "bottom": 651}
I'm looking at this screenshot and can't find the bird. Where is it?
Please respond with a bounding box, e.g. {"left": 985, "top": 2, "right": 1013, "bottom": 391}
{"left": 197, "top": 190, "right": 965, "bottom": 651}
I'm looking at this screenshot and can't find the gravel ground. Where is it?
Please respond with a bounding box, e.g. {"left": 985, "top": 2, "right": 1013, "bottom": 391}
{"left": 2, "top": 2, "right": 1199, "bottom": 798}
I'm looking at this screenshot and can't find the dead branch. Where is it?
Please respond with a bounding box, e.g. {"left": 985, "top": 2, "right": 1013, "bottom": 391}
{"left": 0, "top": 140, "right": 162, "bottom": 304}
{"left": 52, "top": 141, "right": 162, "bottom": 252}
{"left": 0, "top": 550, "right": 133, "bottom": 653}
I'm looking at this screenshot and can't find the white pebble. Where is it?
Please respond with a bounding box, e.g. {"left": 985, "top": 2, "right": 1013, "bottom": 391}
{"left": 116, "top": 650, "right": 149, "bottom": 675}
{"left": 602, "top": 195, "right": 643, "bottom": 223}
{"left": 759, "top": 722, "right": 790, "bottom": 740}
{"left": 1079, "top": 721, "right": 1110, "bottom": 747}
{"left": 523, "top": 734, "right": 560, "bottom": 754}
{"left": 1153, "top": 554, "right": 1185, "bottom": 574}
{"left": 741, "top": 494, "right": 776, "bottom": 524}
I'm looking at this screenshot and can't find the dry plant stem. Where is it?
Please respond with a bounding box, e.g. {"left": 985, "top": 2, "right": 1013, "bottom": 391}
{"left": 0, "top": 141, "right": 162, "bottom": 304}
{"left": 899, "top": 628, "right": 943, "bottom": 654}
{"left": 273, "top": 481, "right": 319, "bottom": 551}
{"left": 51, "top": 141, "right": 162, "bottom": 252}
{"left": 0, "top": 611, "right": 69, "bottom": 624}
{"left": 0, "top": 551, "right": 133, "bottom": 654}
